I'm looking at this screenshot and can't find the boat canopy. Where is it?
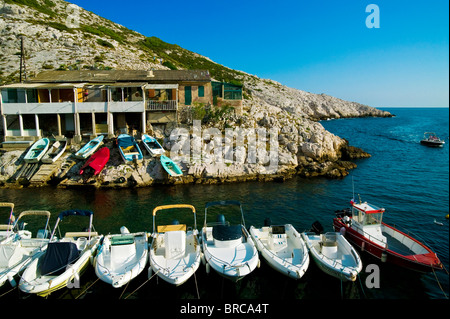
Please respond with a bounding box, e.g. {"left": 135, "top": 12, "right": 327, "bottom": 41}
{"left": 212, "top": 224, "right": 242, "bottom": 241}
{"left": 57, "top": 209, "right": 94, "bottom": 220}
{"left": 350, "top": 200, "right": 385, "bottom": 214}
{"left": 152, "top": 204, "right": 197, "bottom": 233}
{"left": 118, "top": 135, "right": 134, "bottom": 147}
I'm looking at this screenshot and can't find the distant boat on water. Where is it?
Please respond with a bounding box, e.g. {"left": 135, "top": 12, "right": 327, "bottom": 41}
{"left": 420, "top": 132, "right": 445, "bottom": 147}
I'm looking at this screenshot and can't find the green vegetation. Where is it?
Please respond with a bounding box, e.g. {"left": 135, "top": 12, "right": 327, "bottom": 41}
{"left": 97, "top": 39, "right": 114, "bottom": 49}
{"left": 80, "top": 24, "right": 125, "bottom": 44}
{"left": 5, "top": 0, "right": 56, "bottom": 17}
{"left": 190, "top": 103, "right": 235, "bottom": 125}
{"left": 139, "top": 36, "right": 245, "bottom": 85}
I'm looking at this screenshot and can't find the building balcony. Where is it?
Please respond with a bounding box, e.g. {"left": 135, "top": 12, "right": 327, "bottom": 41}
{"left": 146, "top": 100, "right": 177, "bottom": 111}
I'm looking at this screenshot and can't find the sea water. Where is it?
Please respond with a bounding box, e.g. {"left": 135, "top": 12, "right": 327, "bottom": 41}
{"left": 0, "top": 107, "right": 448, "bottom": 300}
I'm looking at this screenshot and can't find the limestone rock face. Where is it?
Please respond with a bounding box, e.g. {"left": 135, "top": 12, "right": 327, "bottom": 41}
{"left": 0, "top": 0, "right": 392, "bottom": 187}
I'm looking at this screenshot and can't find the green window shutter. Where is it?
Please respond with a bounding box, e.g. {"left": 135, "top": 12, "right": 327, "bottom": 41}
{"left": 198, "top": 86, "right": 204, "bottom": 97}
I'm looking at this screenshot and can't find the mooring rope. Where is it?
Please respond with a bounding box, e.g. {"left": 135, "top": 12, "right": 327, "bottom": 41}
{"left": 75, "top": 277, "right": 100, "bottom": 299}
{"left": 431, "top": 267, "right": 448, "bottom": 299}
{"left": 123, "top": 269, "right": 159, "bottom": 299}
{"left": 193, "top": 270, "right": 200, "bottom": 299}
{"left": 118, "top": 280, "right": 130, "bottom": 300}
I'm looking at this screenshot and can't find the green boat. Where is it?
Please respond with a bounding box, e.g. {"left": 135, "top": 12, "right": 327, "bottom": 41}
{"left": 23, "top": 138, "right": 50, "bottom": 163}
{"left": 160, "top": 155, "right": 183, "bottom": 177}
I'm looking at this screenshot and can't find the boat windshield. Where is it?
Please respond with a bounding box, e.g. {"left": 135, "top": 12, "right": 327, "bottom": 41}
{"left": 363, "top": 212, "right": 383, "bottom": 226}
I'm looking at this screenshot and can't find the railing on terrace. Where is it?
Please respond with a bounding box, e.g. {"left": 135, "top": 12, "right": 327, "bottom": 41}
{"left": 147, "top": 100, "right": 177, "bottom": 111}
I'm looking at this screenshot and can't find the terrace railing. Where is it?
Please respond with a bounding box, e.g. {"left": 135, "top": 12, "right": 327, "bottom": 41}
{"left": 147, "top": 100, "right": 177, "bottom": 111}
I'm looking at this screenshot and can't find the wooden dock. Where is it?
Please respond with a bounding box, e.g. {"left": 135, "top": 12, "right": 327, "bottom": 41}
{"left": 28, "top": 161, "right": 62, "bottom": 185}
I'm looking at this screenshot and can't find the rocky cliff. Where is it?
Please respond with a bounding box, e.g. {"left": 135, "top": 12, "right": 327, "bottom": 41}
{"left": 0, "top": 0, "right": 392, "bottom": 187}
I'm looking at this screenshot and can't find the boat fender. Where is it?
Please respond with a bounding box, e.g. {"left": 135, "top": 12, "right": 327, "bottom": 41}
{"left": 205, "top": 263, "right": 210, "bottom": 274}
{"left": 361, "top": 241, "right": 365, "bottom": 251}
{"left": 381, "top": 251, "right": 387, "bottom": 263}
{"left": 339, "top": 227, "right": 346, "bottom": 236}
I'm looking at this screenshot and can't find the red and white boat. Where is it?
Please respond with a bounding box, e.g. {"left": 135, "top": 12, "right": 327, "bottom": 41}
{"left": 333, "top": 199, "right": 442, "bottom": 273}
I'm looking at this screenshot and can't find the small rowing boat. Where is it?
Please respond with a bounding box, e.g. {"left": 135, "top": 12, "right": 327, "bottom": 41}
{"left": 79, "top": 146, "right": 110, "bottom": 177}
{"left": 23, "top": 138, "right": 50, "bottom": 163}
{"left": 42, "top": 139, "right": 67, "bottom": 163}
{"left": 160, "top": 155, "right": 183, "bottom": 177}
{"left": 142, "top": 134, "right": 165, "bottom": 156}
{"left": 74, "top": 135, "right": 104, "bottom": 159}
{"left": 117, "top": 134, "right": 143, "bottom": 163}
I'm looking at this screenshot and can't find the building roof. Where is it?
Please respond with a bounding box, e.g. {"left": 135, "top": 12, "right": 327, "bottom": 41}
{"left": 27, "top": 70, "right": 211, "bottom": 84}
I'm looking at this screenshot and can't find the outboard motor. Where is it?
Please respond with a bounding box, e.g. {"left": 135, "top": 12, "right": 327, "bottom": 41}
{"left": 264, "top": 218, "right": 272, "bottom": 227}
{"left": 216, "top": 214, "right": 226, "bottom": 225}
{"left": 311, "top": 221, "right": 324, "bottom": 235}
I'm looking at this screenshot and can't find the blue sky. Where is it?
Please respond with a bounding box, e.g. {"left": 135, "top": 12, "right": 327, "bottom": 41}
{"left": 69, "top": 0, "right": 448, "bottom": 108}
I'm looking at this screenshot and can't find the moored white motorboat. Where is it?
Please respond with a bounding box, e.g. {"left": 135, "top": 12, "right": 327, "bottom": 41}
{"left": 302, "top": 225, "right": 362, "bottom": 282}
{"left": 334, "top": 198, "right": 443, "bottom": 272}
{"left": 250, "top": 223, "right": 309, "bottom": 279}
{"left": 0, "top": 210, "right": 53, "bottom": 287}
{"left": 19, "top": 209, "right": 103, "bottom": 297}
{"left": 94, "top": 226, "right": 148, "bottom": 288}
{"left": 149, "top": 204, "right": 201, "bottom": 286}
{"left": 201, "top": 201, "right": 259, "bottom": 282}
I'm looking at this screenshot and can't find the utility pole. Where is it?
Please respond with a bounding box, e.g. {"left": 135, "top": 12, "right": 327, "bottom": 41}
{"left": 19, "top": 36, "right": 27, "bottom": 83}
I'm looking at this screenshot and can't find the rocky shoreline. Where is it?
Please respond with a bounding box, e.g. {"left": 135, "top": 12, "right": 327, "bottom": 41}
{"left": 0, "top": 135, "right": 370, "bottom": 189}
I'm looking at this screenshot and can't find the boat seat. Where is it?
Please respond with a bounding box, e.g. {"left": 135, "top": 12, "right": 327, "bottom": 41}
{"left": 268, "top": 233, "right": 288, "bottom": 252}
{"left": 321, "top": 234, "right": 338, "bottom": 259}
{"left": 164, "top": 230, "right": 186, "bottom": 259}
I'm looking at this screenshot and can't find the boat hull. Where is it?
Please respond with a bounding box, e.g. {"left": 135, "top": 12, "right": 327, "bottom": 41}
{"left": 24, "top": 138, "right": 50, "bottom": 163}
{"left": 160, "top": 155, "right": 183, "bottom": 176}
{"left": 202, "top": 226, "right": 259, "bottom": 282}
{"left": 42, "top": 140, "right": 67, "bottom": 163}
{"left": 142, "top": 134, "right": 165, "bottom": 156}
{"left": 250, "top": 224, "right": 309, "bottom": 280}
{"left": 74, "top": 135, "right": 104, "bottom": 159}
{"left": 19, "top": 236, "right": 102, "bottom": 297}
{"left": 333, "top": 218, "right": 442, "bottom": 273}
{"left": 94, "top": 232, "right": 148, "bottom": 288}
{"left": 117, "top": 134, "right": 143, "bottom": 163}
{"left": 79, "top": 147, "right": 110, "bottom": 176}
{"left": 302, "top": 232, "right": 362, "bottom": 282}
